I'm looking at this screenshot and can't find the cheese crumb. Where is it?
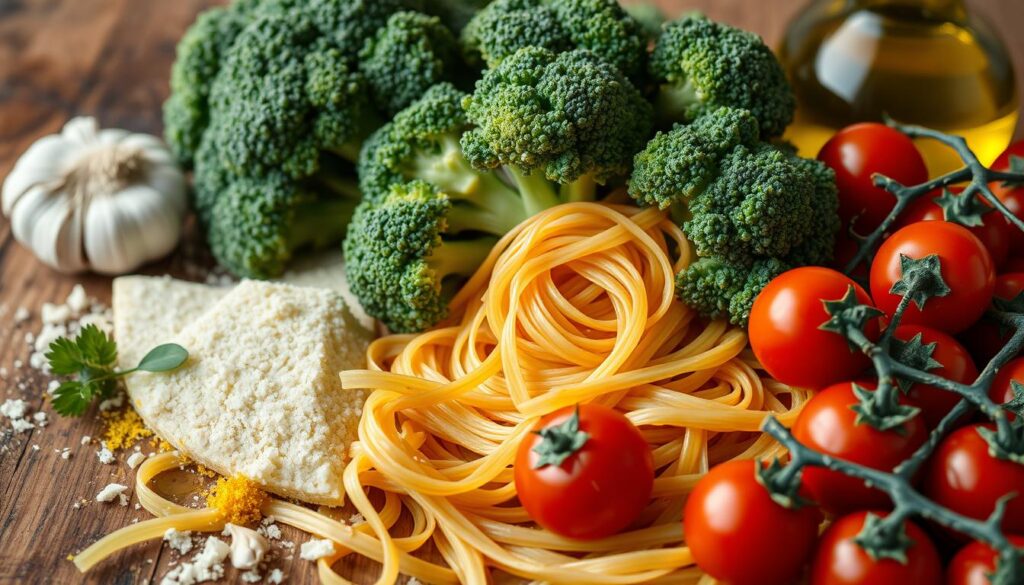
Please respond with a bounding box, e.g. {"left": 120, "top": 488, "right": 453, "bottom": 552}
{"left": 1, "top": 399, "right": 27, "bottom": 419}
{"left": 240, "top": 570, "right": 261, "bottom": 583}
{"left": 160, "top": 536, "right": 229, "bottom": 585}
{"left": 164, "top": 528, "right": 194, "bottom": 555}
{"left": 66, "top": 284, "right": 89, "bottom": 313}
{"left": 408, "top": 578, "right": 423, "bottom": 585}
{"left": 126, "top": 452, "right": 147, "bottom": 470}
{"left": 81, "top": 435, "right": 91, "bottom": 445}
{"left": 97, "top": 446, "right": 115, "bottom": 464}
{"left": 349, "top": 513, "right": 364, "bottom": 525}
{"left": 268, "top": 569, "right": 285, "bottom": 584}
{"left": 299, "top": 538, "right": 335, "bottom": 561}
{"left": 95, "top": 483, "right": 128, "bottom": 503}
{"left": 14, "top": 307, "right": 29, "bottom": 323}
{"left": 33, "top": 411, "right": 47, "bottom": 426}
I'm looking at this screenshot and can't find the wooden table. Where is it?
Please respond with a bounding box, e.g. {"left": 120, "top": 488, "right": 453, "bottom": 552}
{"left": 1, "top": 1, "right": 1021, "bottom": 583}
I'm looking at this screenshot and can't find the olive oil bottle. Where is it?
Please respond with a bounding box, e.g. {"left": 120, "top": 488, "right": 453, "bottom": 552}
{"left": 780, "top": 0, "right": 1018, "bottom": 175}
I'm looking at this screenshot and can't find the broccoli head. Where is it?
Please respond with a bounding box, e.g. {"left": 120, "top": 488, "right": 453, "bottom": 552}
{"left": 460, "top": 0, "right": 646, "bottom": 80}
{"left": 629, "top": 106, "right": 838, "bottom": 326}
{"left": 203, "top": 11, "right": 376, "bottom": 180}
{"left": 359, "top": 11, "right": 463, "bottom": 117}
{"left": 344, "top": 181, "right": 505, "bottom": 332}
{"left": 461, "top": 47, "right": 653, "bottom": 204}
{"left": 649, "top": 15, "right": 795, "bottom": 138}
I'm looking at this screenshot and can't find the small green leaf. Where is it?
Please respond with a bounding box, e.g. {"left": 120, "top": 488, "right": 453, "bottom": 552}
{"left": 854, "top": 513, "right": 915, "bottom": 564}
{"left": 45, "top": 337, "right": 85, "bottom": 375}
{"left": 136, "top": 344, "right": 189, "bottom": 372}
{"left": 532, "top": 406, "right": 590, "bottom": 469}
{"left": 890, "top": 254, "right": 950, "bottom": 310}
{"left": 935, "top": 188, "right": 991, "bottom": 228}
{"left": 75, "top": 324, "right": 118, "bottom": 368}
{"left": 51, "top": 381, "right": 95, "bottom": 417}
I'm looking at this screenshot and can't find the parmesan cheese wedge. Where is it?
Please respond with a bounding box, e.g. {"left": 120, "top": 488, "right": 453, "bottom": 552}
{"left": 118, "top": 280, "right": 372, "bottom": 505}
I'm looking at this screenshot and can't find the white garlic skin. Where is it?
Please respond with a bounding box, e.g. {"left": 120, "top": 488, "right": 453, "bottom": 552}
{"left": 224, "top": 522, "right": 269, "bottom": 570}
{"left": 1, "top": 117, "right": 187, "bottom": 275}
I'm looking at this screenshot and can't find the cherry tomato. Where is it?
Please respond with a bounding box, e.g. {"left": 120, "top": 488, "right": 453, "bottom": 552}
{"left": 947, "top": 535, "right": 1024, "bottom": 585}
{"left": 989, "top": 140, "right": 1024, "bottom": 251}
{"left": 515, "top": 404, "right": 653, "bottom": 539}
{"left": 684, "top": 460, "right": 820, "bottom": 585}
{"left": 924, "top": 424, "right": 1024, "bottom": 535}
{"left": 809, "top": 511, "right": 942, "bottom": 585}
{"left": 818, "top": 123, "right": 929, "bottom": 234}
{"left": 893, "top": 324, "right": 978, "bottom": 428}
{"left": 898, "top": 186, "right": 1012, "bottom": 268}
{"left": 991, "top": 357, "right": 1024, "bottom": 418}
{"left": 870, "top": 222, "right": 996, "bottom": 334}
{"left": 960, "top": 272, "right": 1024, "bottom": 365}
{"left": 793, "top": 381, "right": 928, "bottom": 514}
{"left": 750, "top": 267, "right": 879, "bottom": 388}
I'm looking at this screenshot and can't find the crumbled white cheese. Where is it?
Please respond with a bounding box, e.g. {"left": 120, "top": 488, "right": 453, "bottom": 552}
{"left": 1, "top": 399, "right": 27, "bottom": 419}
{"left": 81, "top": 435, "right": 91, "bottom": 445}
{"left": 126, "top": 452, "right": 147, "bottom": 469}
{"left": 66, "top": 284, "right": 89, "bottom": 313}
{"left": 61, "top": 449, "right": 71, "bottom": 460}
{"left": 164, "top": 528, "right": 194, "bottom": 555}
{"left": 14, "top": 307, "right": 30, "bottom": 323}
{"left": 0, "top": 367, "right": 7, "bottom": 379}
{"left": 160, "top": 536, "right": 229, "bottom": 585}
{"left": 349, "top": 513, "right": 365, "bottom": 525}
{"left": 408, "top": 578, "right": 423, "bottom": 585}
{"left": 97, "top": 446, "right": 115, "bottom": 464}
{"left": 260, "top": 522, "right": 282, "bottom": 541}
{"left": 24, "top": 332, "right": 34, "bottom": 344}
{"left": 223, "top": 523, "right": 268, "bottom": 570}
{"left": 95, "top": 483, "right": 128, "bottom": 503}
{"left": 299, "top": 538, "right": 335, "bottom": 561}
{"left": 47, "top": 380, "right": 60, "bottom": 395}
{"left": 31, "top": 444, "right": 39, "bottom": 450}
{"left": 32, "top": 411, "right": 47, "bottom": 426}
{"left": 98, "top": 392, "right": 125, "bottom": 412}
{"left": 240, "top": 570, "right": 261, "bottom": 583}
{"left": 268, "top": 569, "right": 285, "bottom": 584}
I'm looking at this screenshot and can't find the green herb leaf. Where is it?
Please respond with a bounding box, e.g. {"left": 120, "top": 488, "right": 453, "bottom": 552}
{"left": 51, "top": 381, "right": 97, "bottom": 417}
{"left": 136, "top": 344, "right": 189, "bottom": 372}
{"left": 45, "top": 337, "right": 86, "bottom": 375}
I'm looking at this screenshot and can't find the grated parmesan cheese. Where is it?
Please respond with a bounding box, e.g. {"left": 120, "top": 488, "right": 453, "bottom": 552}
{"left": 164, "top": 528, "right": 194, "bottom": 555}
{"left": 126, "top": 451, "right": 147, "bottom": 469}
{"left": 268, "top": 569, "right": 285, "bottom": 584}
{"left": 95, "top": 483, "right": 128, "bottom": 503}
{"left": 160, "top": 536, "right": 229, "bottom": 585}
{"left": 299, "top": 538, "right": 335, "bottom": 561}
{"left": 96, "top": 446, "right": 115, "bottom": 464}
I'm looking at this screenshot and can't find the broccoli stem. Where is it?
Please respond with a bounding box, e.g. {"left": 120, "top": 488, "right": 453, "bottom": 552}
{"left": 654, "top": 79, "right": 699, "bottom": 125}
{"left": 330, "top": 142, "right": 363, "bottom": 165}
{"left": 289, "top": 196, "right": 359, "bottom": 250}
{"left": 427, "top": 237, "right": 498, "bottom": 282}
{"left": 560, "top": 175, "right": 597, "bottom": 202}
{"left": 506, "top": 167, "right": 562, "bottom": 215}
{"left": 445, "top": 199, "right": 524, "bottom": 235}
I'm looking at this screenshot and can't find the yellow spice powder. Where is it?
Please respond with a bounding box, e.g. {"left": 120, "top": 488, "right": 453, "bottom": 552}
{"left": 205, "top": 474, "right": 268, "bottom": 526}
{"left": 101, "top": 407, "right": 153, "bottom": 451}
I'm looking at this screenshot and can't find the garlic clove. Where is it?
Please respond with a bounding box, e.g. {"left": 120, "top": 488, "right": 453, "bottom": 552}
{"left": 85, "top": 185, "right": 183, "bottom": 274}
{"left": 13, "top": 185, "right": 87, "bottom": 272}
{"left": 60, "top": 116, "right": 100, "bottom": 144}
{"left": 2, "top": 136, "right": 78, "bottom": 215}
{"left": 223, "top": 523, "right": 269, "bottom": 570}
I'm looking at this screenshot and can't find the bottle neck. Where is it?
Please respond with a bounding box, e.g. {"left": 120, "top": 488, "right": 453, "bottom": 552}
{"left": 847, "top": 0, "right": 967, "bottom": 20}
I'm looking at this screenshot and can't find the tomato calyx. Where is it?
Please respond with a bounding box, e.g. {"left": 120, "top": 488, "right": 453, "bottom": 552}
{"left": 890, "top": 254, "right": 951, "bottom": 310}
{"left": 978, "top": 420, "right": 1024, "bottom": 465}
{"left": 818, "top": 285, "right": 884, "bottom": 351}
{"left": 890, "top": 332, "right": 943, "bottom": 393}
{"left": 1001, "top": 155, "right": 1024, "bottom": 188}
{"left": 755, "top": 458, "right": 811, "bottom": 510}
{"left": 853, "top": 512, "right": 916, "bottom": 564}
{"left": 850, "top": 383, "right": 921, "bottom": 432}
{"left": 933, "top": 187, "right": 994, "bottom": 227}
{"left": 1003, "top": 382, "right": 1024, "bottom": 419}
{"left": 531, "top": 406, "right": 590, "bottom": 468}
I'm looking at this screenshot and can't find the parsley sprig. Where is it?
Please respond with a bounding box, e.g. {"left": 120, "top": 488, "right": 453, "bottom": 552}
{"left": 45, "top": 324, "right": 188, "bottom": 416}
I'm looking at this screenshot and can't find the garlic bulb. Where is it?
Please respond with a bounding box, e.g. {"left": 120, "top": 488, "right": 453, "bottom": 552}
{"left": 223, "top": 523, "right": 269, "bottom": 570}
{"left": 1, "top": 117, "right": 187, "bottom": 274}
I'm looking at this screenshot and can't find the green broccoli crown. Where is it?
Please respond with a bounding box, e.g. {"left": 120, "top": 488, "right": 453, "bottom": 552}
{"left": 163, "top": 4, "right": 253, "bottom": 167}
{"left": 684, "top": 143, "right": 816, "bottom": 263}
{"left": 650, "top": 15, "right": 795, "bottom": 138}
{"left": 782, "top": 155, "right": 841, "bottom": 266}
{"left": 203, "top": 12, "right": 377, "bottom": 180}
{"left": 629, "top": 107, "right": 761, "bottom": 208}
{"left": 675, "top": 256, "right": 790, "bottom": 326}
{"left": 461, "top": 0, "right": 646, "bottom": 80}
{"left": 461, "top": 46, "right": 653, "bottom": 185}
{"left": 423, "top": 0, "right": 497, "bottom": 34}
{"left": 359, "top": 11, "right": 462, "bottom": 117}
{"left": 258, "top": 0, "right": 417, "bottom": 55}
{"left": 344, "top": 181, "right": 497, "bottom": 332}
{"left": 206, "top": 167, "right": 361, "bottom": 278}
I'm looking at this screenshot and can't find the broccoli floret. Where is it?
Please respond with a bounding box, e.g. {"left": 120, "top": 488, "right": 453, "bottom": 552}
{"left": 163, "top": 3, "right": 254, "bottom": 167}
{"left": 649, "top": 15, "right": 794, "bottom": 138}
{"left": 460, "top": 0, "right": 646, "bottom": 80}
{"left": 359, "top": 11, "right": 464, "bottom": 117}
{"left": 624, "top": 2, "right": 666, "bottom": 42}
{"left": 422, "top": 0, "right": 493, "bottom": 33}
{"left": 207, "top": 163, "right": 362, "bottom": 278}
{"left": 344, "top": 181, "right": 508, "bottom": 332}
{"left": 629, "top": 106, "right": 838, "bottom": 325}
{"left": 258, "top": 0, "right": 418, "bottom": 55}
{"left": 461, "top": 47, "right": 653, "bottom": 204}
{"left": 676, "top": 257, "right": 790, "bottom": 325}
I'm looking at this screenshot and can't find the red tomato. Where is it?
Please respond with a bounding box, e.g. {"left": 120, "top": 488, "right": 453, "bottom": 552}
{"left": 991, "top": 357, "right": 1024, "bottom": 417}
{"left": 684, "top": 460, "right": 820, "bottom": 585}
{"left": 924, "top": 424, "right": 1024, "bottom": 535}
{"left": 898, "top": 186, "right": 1012, "bottom": 268}
{"left": 809, "top": 511, "right": 942, "bottom": 585}
{"left": 818, "top": 123, "right": 929, "bottom": 234}
{"left": 946, "top": 535, "right": 1024, "bottom": 585}
{"left": 989, "top": 140, "right": 1024, "bottom": 251}
{"left": 515, "top": 404, "right": 653, "bottom": 539}
{"left": 893, "top": 324, "right": 978, "bottom": 428}
{"left": 870, "top": 222, "right": 996, "bottom": 334}
{"left": 793, "top": 381, "right": 928, "bottom": 514}
{"left": 960, "top": 272, "right": 1024, "bottom": 364}
{"left": 1004, "top": 257, "right": 1024, "bottom": 273}
{"left": 750, "top": 267, "right": 879, "bottom": 388}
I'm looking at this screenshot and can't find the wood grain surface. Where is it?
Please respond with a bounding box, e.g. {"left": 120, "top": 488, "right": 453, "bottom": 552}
{"left": 1, "top": 1, "right": 1022, "bottom": 584}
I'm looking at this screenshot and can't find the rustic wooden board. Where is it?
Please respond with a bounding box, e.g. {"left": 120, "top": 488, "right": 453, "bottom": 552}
{"left": 1, "top": 1, "right": 1022, "bottom": 584}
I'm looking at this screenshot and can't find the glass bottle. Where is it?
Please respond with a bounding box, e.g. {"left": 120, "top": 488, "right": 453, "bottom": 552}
{"left": 780, "top": 0, "right": 1018, "bottom": 176}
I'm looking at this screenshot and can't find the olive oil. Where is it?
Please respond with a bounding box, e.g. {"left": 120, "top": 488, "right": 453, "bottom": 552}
{"left": 780, "top": 0, "right": 1018, "bottom": 175}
